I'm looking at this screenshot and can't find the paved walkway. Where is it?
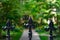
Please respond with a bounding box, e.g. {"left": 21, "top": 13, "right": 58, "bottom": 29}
{"left": 20, "top": 29, "right": 40, "bottom": 40}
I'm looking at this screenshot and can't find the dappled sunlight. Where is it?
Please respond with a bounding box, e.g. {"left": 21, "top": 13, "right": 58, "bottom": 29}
{"left": 33, "top": 33, "right": 38, "bottom": 36}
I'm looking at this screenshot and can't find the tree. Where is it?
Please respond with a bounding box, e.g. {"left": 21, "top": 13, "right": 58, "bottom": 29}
{"left": 0, "top": 0, "right": 21, "bottom": 38}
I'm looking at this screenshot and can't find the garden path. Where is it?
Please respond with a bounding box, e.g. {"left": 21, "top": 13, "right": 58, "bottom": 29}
{"left": 20, "top": 29, "right": 40, "bottom": 40}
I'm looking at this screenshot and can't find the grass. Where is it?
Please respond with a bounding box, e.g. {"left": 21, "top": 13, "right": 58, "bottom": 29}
{"left": 1, "top": 26, "right": 24, "bottom": 40}
{"left": 40, "top": 36, "right": 48, "bottom": 40}
{"left": 36, "top": 30, "right": 48, "bottom": 40}
{"left": 36, "top": 27, "right": 60, "bottom": 40}
{"left": 35, "top": 27, "right": 49, "bottom": 40}
{"left": 40, "top": 35, "right": 60, "bottom": 40}
{"left": 54, "top": 35, "right": 60, "bottom": 40}
{"left": 1, "top": 30, "right": 22, "bottom": 40}
{"left": 11, "top": 32, "right": 22, "bottom": 40}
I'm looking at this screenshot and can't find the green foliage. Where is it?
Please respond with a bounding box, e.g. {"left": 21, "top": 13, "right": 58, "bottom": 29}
{"left": 0, "top": 0, "right": 21, "bottom": 38}
{"left": 22, "top": 0, "right": 56, "bottom": 20}
{"left": 0, "top": 0, "right": 60, "bottom": 24}
{"left": 55, "top": 0, "right": 60, "bottom": 9}
{"left": 0, "top": 0, "right": 21, "bottom": 25}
